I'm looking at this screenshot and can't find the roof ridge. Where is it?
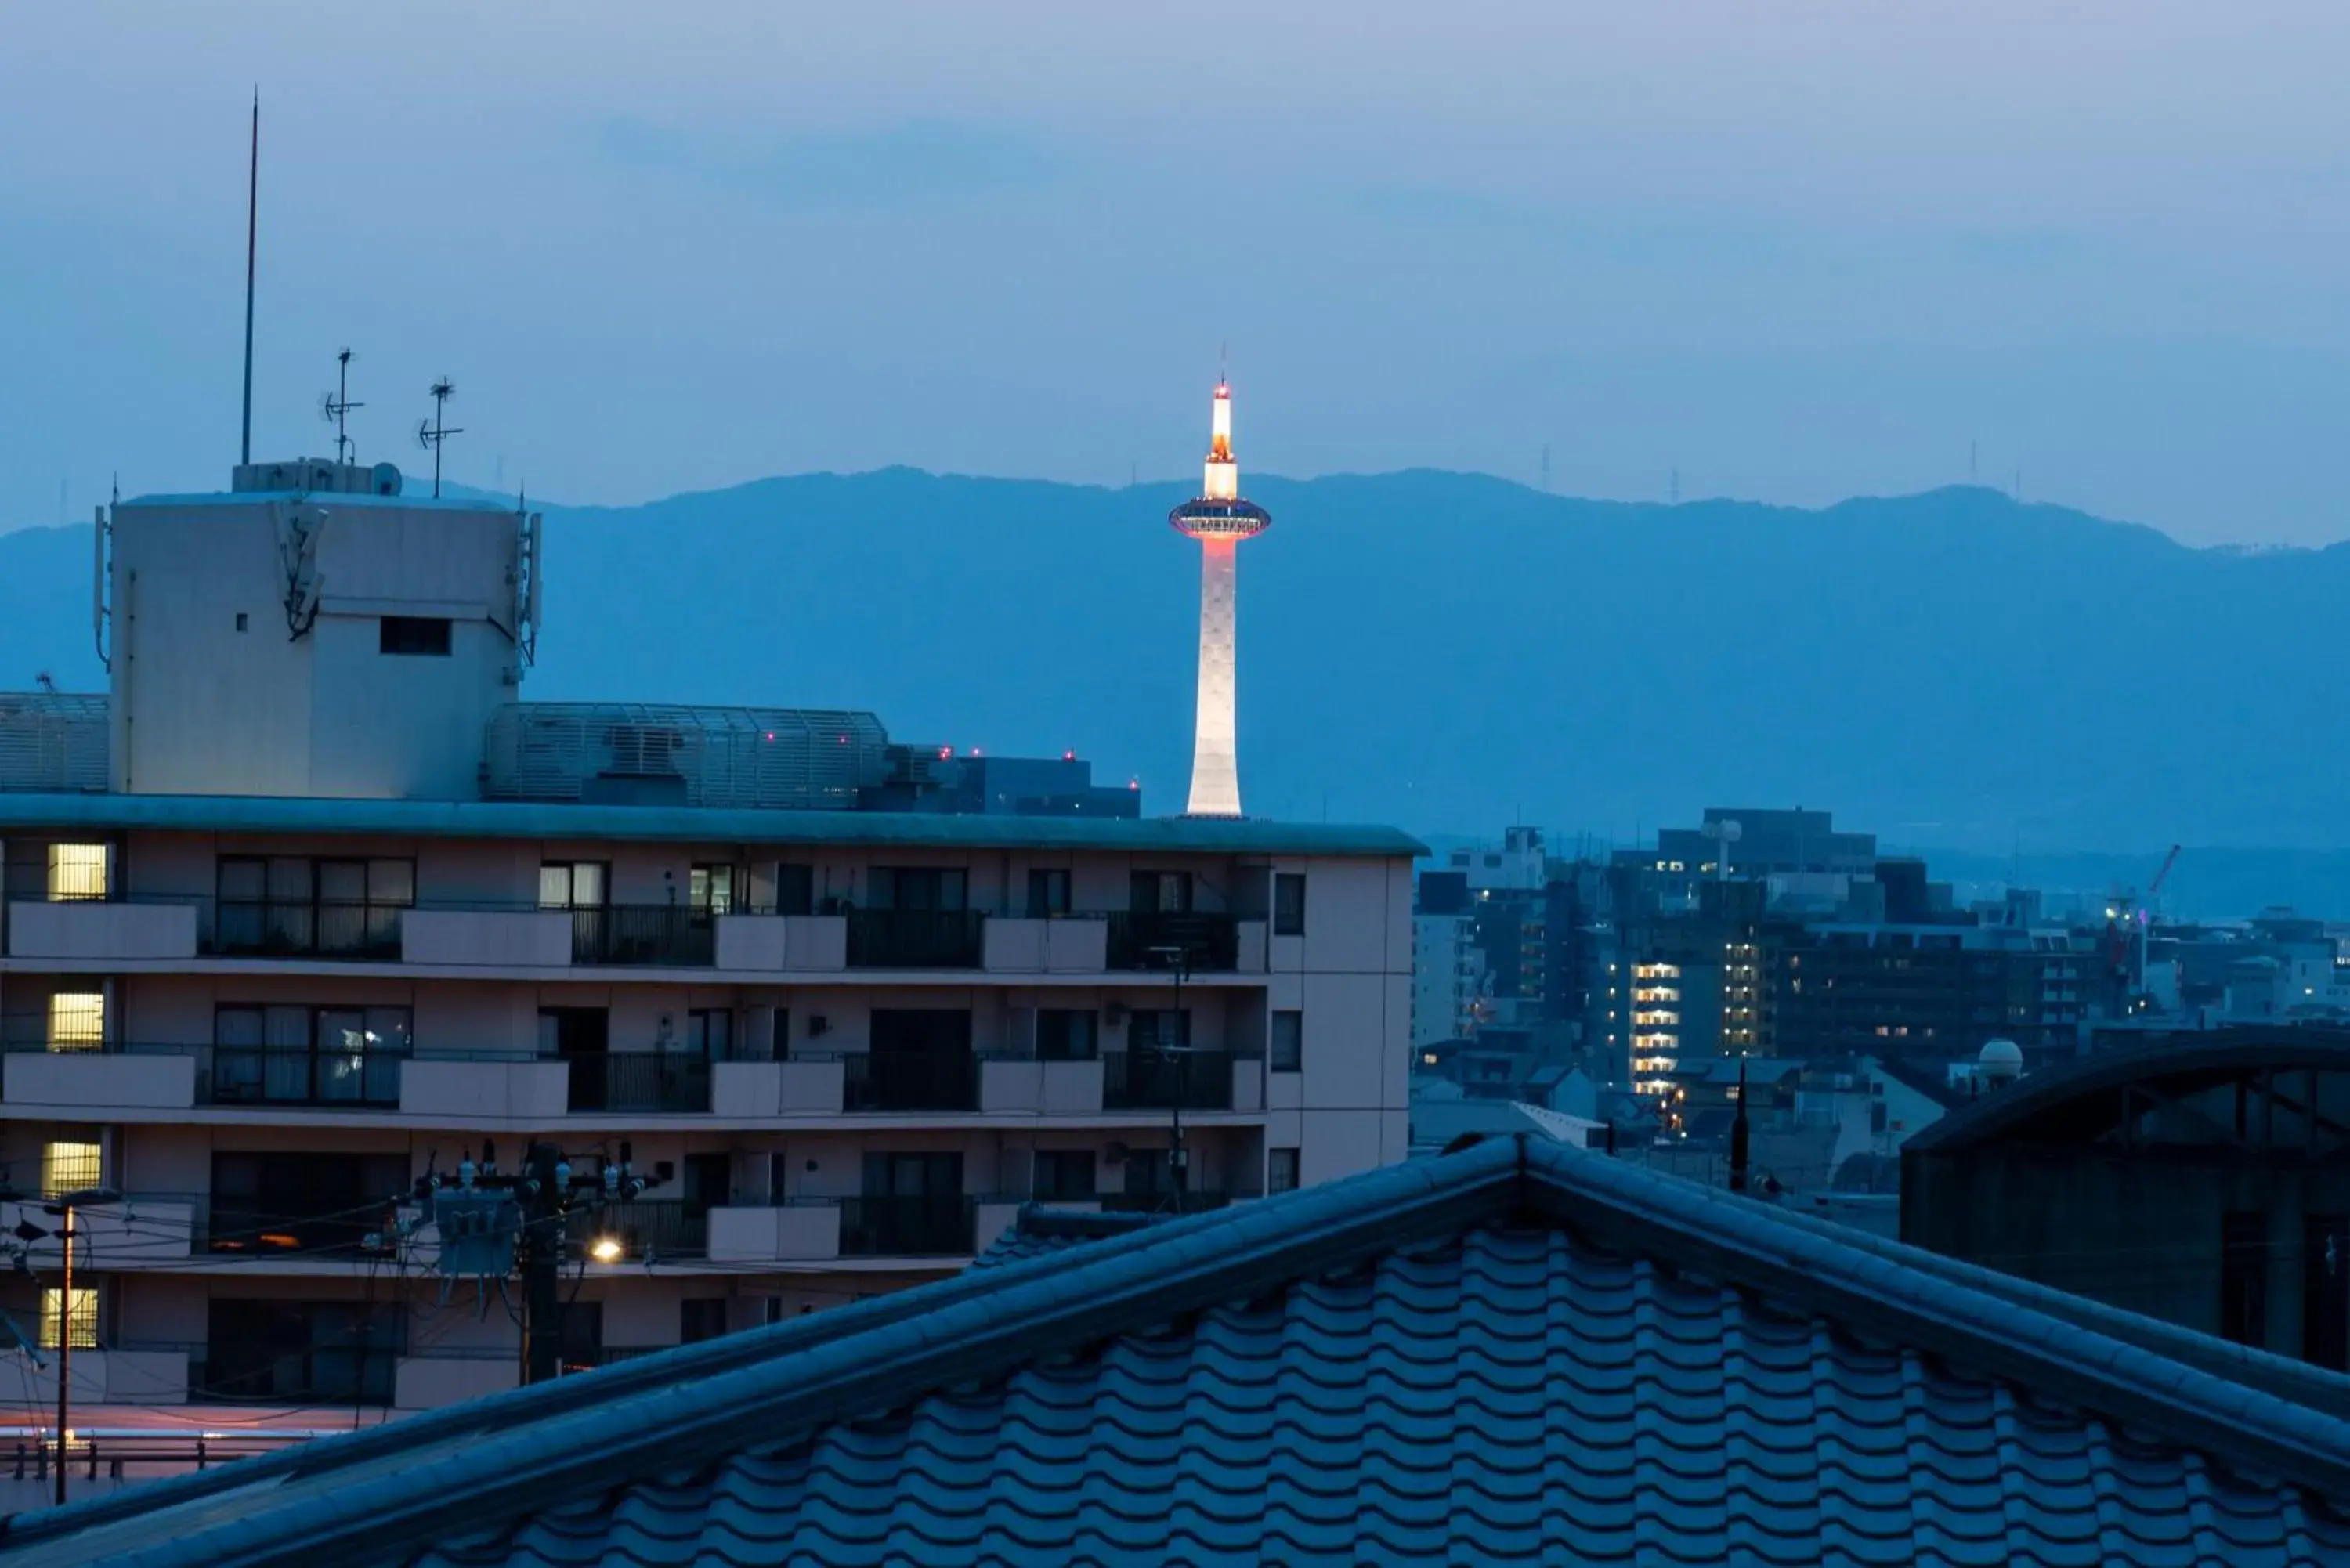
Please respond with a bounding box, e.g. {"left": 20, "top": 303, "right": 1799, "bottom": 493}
{"left": 1514, "top": 1140, "right": 2350, "bottom": 1494}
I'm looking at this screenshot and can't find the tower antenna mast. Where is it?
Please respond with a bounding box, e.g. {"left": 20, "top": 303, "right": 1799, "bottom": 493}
{"left": 416, "top": 379, "right": 462, "bottom": 498}
{"left": 320, "top": 349, "right": 363, "bottom": 465}
{"left": 1166, "top": 369, "right": 1271, "bottom": 817}
{"left": 240, "top": 92, "right": 259, "bottom": 467}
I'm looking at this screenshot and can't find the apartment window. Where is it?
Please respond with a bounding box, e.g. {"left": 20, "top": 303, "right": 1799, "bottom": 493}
{"left": 46, "top": 844, "right": 107, "bottom": 901}
{"left": 1270, "top": 1010, "right": 1303, "bottom": 1072}
{"left": 42, "top": 1141, "right": 101, "bottom": 1199}
{"left": 41, "top": 1288, "right": 96, "bottom": 1351}
{"left": 378, "top": 616, "right": 451, "bottom": 656}
{"left": 681, "top": 1298, "right": 729, "bottom": 1346}
{"left": 1274, "top": 873, "right": 1307, "bottom": 936}
{"left": 1127, "top": 1010, "right": 1191, "bottom": 1054}
{"left": 1027, "top": 869, "right": 1072, "bottom": 918}
{"left": 689, "top": 864, "right": 735, "bottom": 916}
{"left": 770, "top": 862, "right": 815, "bottom": 917}
{"left": 1034, "top": 1150, "right": 1097, "bottom": 1202}
{"left": 1268, "top": 1147, "right": 1301, "bottom": 1194}
{"left": 205, "top": 1299, "right": 400, "bottom": 1404}
{"left": 539, "top": 862, "right": 609, "bottom": 909}
{"left": 769, "top": 1008, "right": 791, "bottom": 1060}
{"left": 1036, "top": 1010, "right": 1099, "bottom": 1062}
{"left": 48, "top": 992, "right": 104, "bottom": 1051}
{"left": 215, "top": 856, "right": 412, "bottom": 957}
{"left": 869, "top": 867, "right": 968, "bottom": 911}
{"left": 210, "top": 1152, "right": 407, "bottom": 1255}
{"left": 685, "top": 1008, "right": 733, "bottom": 1060}
{"left": 1130, "top": 871, "right": 1193, "bottom": 914}
{"left": 213, "top": 1006, "right": 411, "bottom": 1106}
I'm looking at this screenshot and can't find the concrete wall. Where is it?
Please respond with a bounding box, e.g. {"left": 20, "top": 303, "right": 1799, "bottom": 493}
{"left": 6, "top": 900, "right": 197, "bottom": 961}
{"left": 402, "top": 910, "right": 570, "bottom": 969}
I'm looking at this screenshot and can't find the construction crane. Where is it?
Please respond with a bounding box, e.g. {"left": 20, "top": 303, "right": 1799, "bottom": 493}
{"left": 2138, "top": 844, "right": 2182, "bottom": 993}
{"left": 2105, "top": 845, "right": 2182, "bottom": 1010}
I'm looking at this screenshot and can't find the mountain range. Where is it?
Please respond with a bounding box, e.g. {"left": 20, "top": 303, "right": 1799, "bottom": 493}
{"left": 4, "top": 470, "right": 2345, "bottom": 903}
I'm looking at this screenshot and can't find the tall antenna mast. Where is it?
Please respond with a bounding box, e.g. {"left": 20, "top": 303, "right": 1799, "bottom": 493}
{"left": 1540, "top": 443, "right": 1551, "bottom": 493}
{"left": 417, "top": 378, "right": 462, "bottom": 498}
{"left": 240, "top": 92, "right": 259, "bottom": 467}
{"left": 320, "top": 349, "right": 363, "bottom": 465}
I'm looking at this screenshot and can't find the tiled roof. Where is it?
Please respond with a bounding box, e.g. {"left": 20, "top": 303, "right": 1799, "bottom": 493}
{"left": 0, "top": 790, "right": 1425, "bottom": 858}
{"left": 17, "top": 1140, "right": 2350, "bottom": 1566}
{"left": 967, "top": 1205, "right": 1163, "bottom": 1270}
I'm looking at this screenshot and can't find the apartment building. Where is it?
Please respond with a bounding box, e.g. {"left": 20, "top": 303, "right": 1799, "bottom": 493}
{"left": 0, "top": 457, "right": 1416, "bottom": 1416}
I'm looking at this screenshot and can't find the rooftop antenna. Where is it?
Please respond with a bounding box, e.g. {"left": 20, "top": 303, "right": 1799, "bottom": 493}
{"left": 417, "top": 378, "right": 461, "bottom": 498}
{"left": 240, "top": 91, "right": 260, "bottom": 467}
{"left": 319, "top": 349, "right": 362, "bottom": 465}
{"left": 1541, "top": 443, "right": 1551, "bottom": 493}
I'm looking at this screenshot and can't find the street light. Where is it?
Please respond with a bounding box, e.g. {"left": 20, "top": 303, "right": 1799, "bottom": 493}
{"left": 589, "top": 1236, "right": 623, "bottom": 1263}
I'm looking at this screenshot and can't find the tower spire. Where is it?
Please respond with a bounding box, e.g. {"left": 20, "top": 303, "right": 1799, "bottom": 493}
{"left": 240, "top": 90, "right": 259, "bottom": 467}
{"left": 1167, "top": 375, "right": 1272, "bottom": 818}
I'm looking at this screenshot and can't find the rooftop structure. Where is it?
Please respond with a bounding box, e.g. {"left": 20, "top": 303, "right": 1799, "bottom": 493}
{"left": 22, "top": 1138, "right": 2350, "bottom": 1565}
{"left": 1167, "top": 381, "right": 1271, "bottom": 819}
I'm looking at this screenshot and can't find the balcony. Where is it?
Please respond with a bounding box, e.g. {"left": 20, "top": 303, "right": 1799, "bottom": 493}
{"left": 4, "top": 898, "right": 198, "bottom": 961}
{"left": 976, "top": 1055, "right": 1106, "bottom": 1115}
{"left": 839, "top": 1194, "right": 975, "bottom": 1257}
{"left": 567, "top": 1199, "right": 709, "bottom": 1261}
{"left": 566, "top": 1053, "right": 713, "bottom": 1114}
{"left": 1104, "top": 911, "right": 1242, "bottom": 972}
{"left": 844, "top": 909, "right": 986, "bottom": 969}
{"left": 201, "top": 1198, "right": 398, "bottom": 1259}
{"left": 400, "top": 1053, "right": 570, "bottom": 1120}
{"left": 207, "top": 899, "right": 407, "bottom": 961}
{"left": 400, "top": 909, "right": 573, "bottom": 968}
{"left": 564, "top": 905, "right": 717, "bottom": 966}
{"left": 981, "top": 916, "right": 1108, "bottom": 974}
{"left": 707, "top": 1201, "right": 843, "bottom": 1263}
{"left": 842, "top": 1050, "right": 978, "bottom": 1113}
{"left": 2, "top": 1044, "right": 198, "bottom": 1111}
{"left": 1102, "top": 1050, "right": 1238, "bottom": 1111}
{"left": 3, "top": 1194, "right": 197, "bottom": 1263}
{"left": 207, "top": 1046, "right": 406, "bottom": 1109}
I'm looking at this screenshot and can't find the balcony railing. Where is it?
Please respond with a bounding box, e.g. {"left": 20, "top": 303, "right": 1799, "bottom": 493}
{"left": 566, "top": 1199, "right": 710, "bottom": 1261}
{"left": 208, "top": 899, "right": 407, "bottom": 960}
{"left": 207, "top": 1046, "right": 406, "bottom": 1108}
{"left": 566, "top": 1053, "right": 712, "bottom": 1114}
{"left": 193, "top": 1338, "right": 400, "bottom": 1405}
{"left": 1102, "top": 1050, "right": 1237, "bottom": 1111}
{"left": 566, "top": 905, "right": 717, "bottom": 966}
{"left": 1104, "top": 911, "right": 1241, "bottom": 971}
{"left": 838, "top": 1194, "right": 975, "bottom": 1257}
{"left": 841, "top": 1050, "right": 978, "bottom": 1113}
{"left": 844, "top": 909, "right": 986, "bottom": 969}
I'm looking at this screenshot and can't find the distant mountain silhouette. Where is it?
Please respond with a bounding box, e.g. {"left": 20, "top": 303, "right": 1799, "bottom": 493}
{"left": 5, "top": 471, "right": 2344, "bottom": 861}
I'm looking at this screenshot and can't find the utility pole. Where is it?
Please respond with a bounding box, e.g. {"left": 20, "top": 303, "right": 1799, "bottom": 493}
{"left": 420, "top": 1141, "right": 656, "bottom": 1387}
{"left": 53, "top": 1199, "right": 71, "bottom": 1508}
{"left": 1149, "top": 944, "right": 1194, "bottom": 1213}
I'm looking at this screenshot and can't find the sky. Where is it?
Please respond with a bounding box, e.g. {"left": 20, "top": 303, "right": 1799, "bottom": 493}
{"left": 5, "top": 3, "right": 2350, "bottom": 545}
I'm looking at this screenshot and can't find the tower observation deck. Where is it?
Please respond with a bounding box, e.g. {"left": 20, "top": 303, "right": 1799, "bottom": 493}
{"left": 1168, "top": 381, "right": 1271, "bottom": 818}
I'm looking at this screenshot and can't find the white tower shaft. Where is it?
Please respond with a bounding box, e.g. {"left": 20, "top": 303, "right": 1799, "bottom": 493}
{"left": 1186, "top": 536, "right": 1242, "bottom": 817}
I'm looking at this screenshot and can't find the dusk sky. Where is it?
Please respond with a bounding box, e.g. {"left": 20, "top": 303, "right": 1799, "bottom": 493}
{"left": 6, "top": 4, "right": 2348, "bottom": 544}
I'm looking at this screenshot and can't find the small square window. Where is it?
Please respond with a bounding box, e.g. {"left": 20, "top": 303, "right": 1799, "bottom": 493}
{"left": 49, "top": 992, "right": 105, "bottom": 1051}
{"left": 379, "top": 616, "right": 452, "bottom": 656}
{"left": 1270, "top": 1010, "right": 1303, "bottom": 1072}
{"left": 1027, "top": 868, "right": 1072, "bottom": 919}
{"left": 1268, "top": 1147, "right": 1301, "bottom": 1194}
{"left": 46, "top": 844, "right": 107, "bottom": 901}
{"left": 42, "top": 1141, "right": 101, "bottom": 1199}
{"left": 1274, "top": 873, "right": 1307, "bottom": 937}
{"left": 42, "top": 1287, "right": 96, "bottom": 1351}
{"left": 234, "top": 612, "right": 249, "bottom": 633}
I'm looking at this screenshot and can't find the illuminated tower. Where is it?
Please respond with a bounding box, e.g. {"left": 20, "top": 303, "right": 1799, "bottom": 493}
{"left": 1168, "top": 380, "right": 1271, "bottom": 818}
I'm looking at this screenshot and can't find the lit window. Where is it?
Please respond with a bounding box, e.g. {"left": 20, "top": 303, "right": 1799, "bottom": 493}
{"left": 41, "top": 1288, "right": 96, "bottom": 1351}
{"left": 49, "top": 992, "right": 104, "bottom": 1051}
{"left": 46, "top": 844, "right": 107, "bottom": 901}
{"left": 42, "top": 1141, "right": 100, "bottom": 1199}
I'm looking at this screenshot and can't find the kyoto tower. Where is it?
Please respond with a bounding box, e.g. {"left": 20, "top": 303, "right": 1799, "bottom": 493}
{"left": 1169, "top": 379, "right": 1271, "bottom": 818}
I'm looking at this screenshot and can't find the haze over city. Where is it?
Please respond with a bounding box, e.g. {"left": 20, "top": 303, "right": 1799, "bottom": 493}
{"left": 7, "top": 4, "right": 2350, "bottom": 544}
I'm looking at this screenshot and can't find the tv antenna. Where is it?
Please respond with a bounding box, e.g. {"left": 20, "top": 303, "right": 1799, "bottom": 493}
{"left": 319, "top": 349, "right": 363, "bottom": 465}
{"left": 1541, "top": 443, "right": 1551, "bottom": 493}
{"left": 416, "top": 378, "right": 462, "bottom": 498}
